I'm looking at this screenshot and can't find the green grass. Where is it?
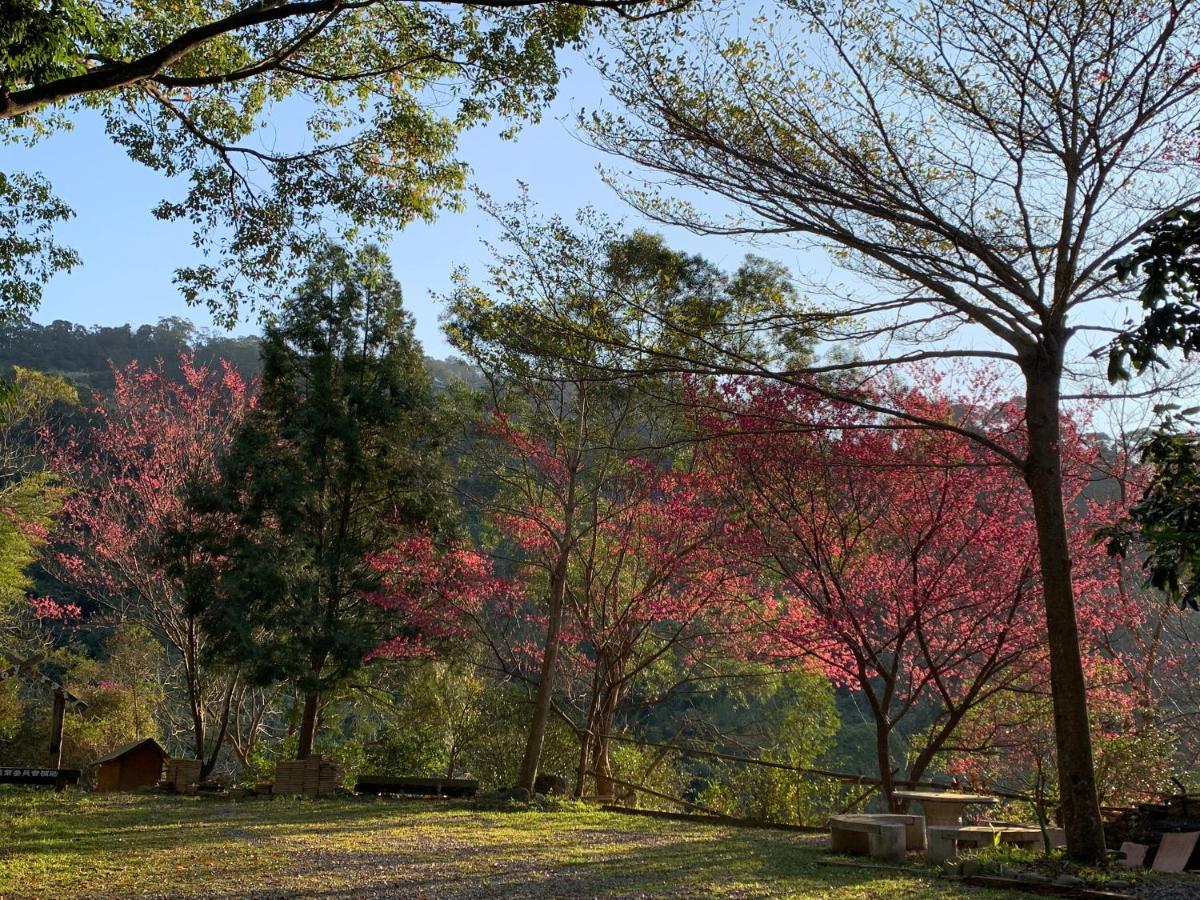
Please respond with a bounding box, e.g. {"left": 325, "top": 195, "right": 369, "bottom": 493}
{"left": 0, "top": 790, "right": 1024, "bottom": 898}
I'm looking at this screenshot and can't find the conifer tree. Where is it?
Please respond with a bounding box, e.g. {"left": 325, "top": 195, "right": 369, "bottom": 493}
{"left": 184, "top": 244, "right": 450, "bottom": 759}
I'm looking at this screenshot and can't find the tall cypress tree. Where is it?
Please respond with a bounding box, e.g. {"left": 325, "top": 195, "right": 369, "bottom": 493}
{"left": 186, "top": 244, "right": 450, "bottom": 759}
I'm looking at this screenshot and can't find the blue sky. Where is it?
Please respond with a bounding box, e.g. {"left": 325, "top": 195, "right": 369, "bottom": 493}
{"left": 4, "top": 54, "right": 800, "bottom": 361}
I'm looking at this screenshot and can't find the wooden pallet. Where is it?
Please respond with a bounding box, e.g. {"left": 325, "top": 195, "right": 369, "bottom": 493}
{"left": 164, "top": 758, "right": 203, "bottom": 794}
{"left": 273, "top": 757, "right": 342, "bottom": 797}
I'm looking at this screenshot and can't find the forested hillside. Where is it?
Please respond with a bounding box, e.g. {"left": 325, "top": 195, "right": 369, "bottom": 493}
{"left": 0, "top": 319, "right": 485, "bottom": 392}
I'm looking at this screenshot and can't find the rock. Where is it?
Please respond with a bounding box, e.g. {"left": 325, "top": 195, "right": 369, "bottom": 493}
{"left": 960, "top": 860, "right": 983, "bottom": 877}
{"left": 1053, "top": 874, "right": 1084, "bottom": 887}
{"left": 1017, "top": 871, "right": 1050, "bottom": 884}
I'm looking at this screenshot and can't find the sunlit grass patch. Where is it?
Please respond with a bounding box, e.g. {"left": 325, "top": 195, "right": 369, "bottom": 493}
{"left": 0, "top": 790, "right": 1023, "bottom": 898}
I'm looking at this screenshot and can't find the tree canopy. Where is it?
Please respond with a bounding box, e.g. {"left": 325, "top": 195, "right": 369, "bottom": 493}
{"left": 1101, "top": 209, "right": 1200, "bottom": 610}
{"left": 0, "top": 0, "right": 677, "bottom": 323}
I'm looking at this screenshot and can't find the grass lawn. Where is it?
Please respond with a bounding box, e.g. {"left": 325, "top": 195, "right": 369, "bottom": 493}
{"left": 0, "top": 791, "right": 1025, "bottom": 899}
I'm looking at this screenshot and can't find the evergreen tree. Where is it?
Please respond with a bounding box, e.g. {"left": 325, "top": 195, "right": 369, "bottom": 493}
{"left": 183, "top": 244, "right": 450, "bottom": 759}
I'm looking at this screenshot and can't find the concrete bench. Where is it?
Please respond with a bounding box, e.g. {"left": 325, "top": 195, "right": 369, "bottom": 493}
{"left": 926, "top": 824, "right": 1065, "bottom": 863}
{"left": 829, "top": 814, "right": 926, "bottom": 862}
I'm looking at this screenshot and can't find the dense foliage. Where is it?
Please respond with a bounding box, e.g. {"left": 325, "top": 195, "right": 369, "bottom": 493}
{"left": 1104, "top": 210, "right": 1200, "bottom": 611}
{"left": 0, "top": 259, "right": 1193, "bottom": 842}
{"left": 0, "top": 0, "right": 668, "bottom": 322}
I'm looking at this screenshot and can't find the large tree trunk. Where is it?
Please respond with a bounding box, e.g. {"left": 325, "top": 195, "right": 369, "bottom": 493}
{"left": 296, "top": 689, "right": 320, "bottom": 760}
{"left": 516, "top": 559, "right": 569, "bottom": 793}
{"left": 1023, "top": 345, "right": 1106, "bottom": 864}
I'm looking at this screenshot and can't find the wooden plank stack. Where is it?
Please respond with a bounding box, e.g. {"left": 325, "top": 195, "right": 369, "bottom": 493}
{"left": 273, "top": 757, "right": 342, "bottom": 798}
{"left": 1106, "top": 791, "right": 1200, "bottom": 856}
{"left": 164, "top": 758, "right": 202, "bottom": 794}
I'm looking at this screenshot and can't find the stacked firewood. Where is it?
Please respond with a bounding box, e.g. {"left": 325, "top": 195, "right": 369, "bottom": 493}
{"left": 272, "top": 757, "right": 343, "bottom": 798}
{"left": 163, "top": 758, "right": 203, "bottom": 794}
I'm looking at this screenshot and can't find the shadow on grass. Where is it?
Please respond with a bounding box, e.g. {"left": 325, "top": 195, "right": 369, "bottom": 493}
{"left": 0, "top": 791, "right": 1007, "bottom": 899}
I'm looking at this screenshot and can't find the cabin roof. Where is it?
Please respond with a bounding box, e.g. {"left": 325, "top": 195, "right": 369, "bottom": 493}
{"left": 92, "top": 738, "right": 167, "bottom": 766}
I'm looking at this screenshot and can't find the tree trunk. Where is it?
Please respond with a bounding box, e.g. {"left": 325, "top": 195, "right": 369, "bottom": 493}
{"left": 185, "top": 620, "right": 207, "bottom": 764}
{"left": 574, "top": 674, "right": 601, "bottom": 799}
{"left": 200, "top": 673, "right": 238, "bottom": 778}
{"left": 1023, "top": 348, "right": 1106, "bottom": 864}
{"left": 591, "top": 678, "right": 622, "bottom": 802}
{"left": 47, "top": 689, "right": 66, "bottom": 769}
{"left": 875, "top": 719, "right": 897, "bottom": 812}
{"left": 296, "top": 689, "right": 320, "bottom": 760}
{"left": 516, "top": 559, "right": 569, "bottom": 793}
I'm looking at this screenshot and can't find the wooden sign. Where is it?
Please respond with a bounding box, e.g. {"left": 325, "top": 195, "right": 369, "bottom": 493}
{"left": 0, "top": 767, "right": 81, "bottom": 787}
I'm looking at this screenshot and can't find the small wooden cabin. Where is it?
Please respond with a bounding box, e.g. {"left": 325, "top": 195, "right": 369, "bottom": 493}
{"left": 93, "top": 738, "right": 167, "bottom": 792}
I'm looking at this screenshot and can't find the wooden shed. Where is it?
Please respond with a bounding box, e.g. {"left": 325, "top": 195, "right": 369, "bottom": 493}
{"left": 93, "top": 738, "right": 167, "bottom": 792}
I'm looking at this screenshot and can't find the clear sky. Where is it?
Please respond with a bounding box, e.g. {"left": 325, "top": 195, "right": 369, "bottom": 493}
{"left": 4, "top": 53, "right": 806, "bottom": 361}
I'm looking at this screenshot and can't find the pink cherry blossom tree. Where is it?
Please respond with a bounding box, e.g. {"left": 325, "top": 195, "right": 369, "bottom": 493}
{"left": 699, "top": 375, "right": 1127, "bottom": 811}
{"left": 47, "top": 355, "right": 255, "bottom": 775}
{"left": 485, "top": 410, "right": 761, "bottom": 799}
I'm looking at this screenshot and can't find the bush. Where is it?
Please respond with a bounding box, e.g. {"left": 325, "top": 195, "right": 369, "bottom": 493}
{"left": 697, "top": 670, "right": 841, "bottom": 825}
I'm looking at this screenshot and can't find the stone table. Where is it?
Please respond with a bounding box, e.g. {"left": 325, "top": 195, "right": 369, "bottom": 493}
{"left": 892, "top": 789, "right": 998, "bottom": 827}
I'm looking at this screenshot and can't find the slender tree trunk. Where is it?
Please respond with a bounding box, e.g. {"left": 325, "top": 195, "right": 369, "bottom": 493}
{"left": 185, "top": 620, "right": 207, "bottom": 763}
{"left": 201, "top": 673, "right": 238, "bottom": 778}
{"left": 905, "top": 701, "right": 975, "bottom": 790}
{"left": 516, "top": 558, "right": 569, "bottom": 793}
{"left": 591, "top": 679, "right": 622, "bottom": 802}
{"left": 47, "top": 689, "right": 65, "bottom": 769}
{"left": 296, "top": 689, "right": 320, "bottom": 760}
{"left": 1022, "top": 344, "right": 1106, "bottom": 864}
{"left": 189, "top": 693, "right": 206, "bottom": 761}
{"left": 575, "top": 674, "right": 601, "bottom": 798}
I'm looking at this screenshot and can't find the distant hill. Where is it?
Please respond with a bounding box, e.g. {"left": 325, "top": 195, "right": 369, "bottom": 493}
{"left": 0, "top": 318, "right": 485, "bottom": 393}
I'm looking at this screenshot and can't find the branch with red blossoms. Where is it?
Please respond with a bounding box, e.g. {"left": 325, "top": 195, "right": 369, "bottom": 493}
{"left": 367, "top": 532, "right": 523, "bottom": 660}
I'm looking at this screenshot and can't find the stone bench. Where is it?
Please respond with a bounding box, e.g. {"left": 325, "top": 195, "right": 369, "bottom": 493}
{"left": 926, "top": 824, "right": 1065, "bottom": 863}
{"left": 829, "top": 813, "right": 926, "bottom": 862}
